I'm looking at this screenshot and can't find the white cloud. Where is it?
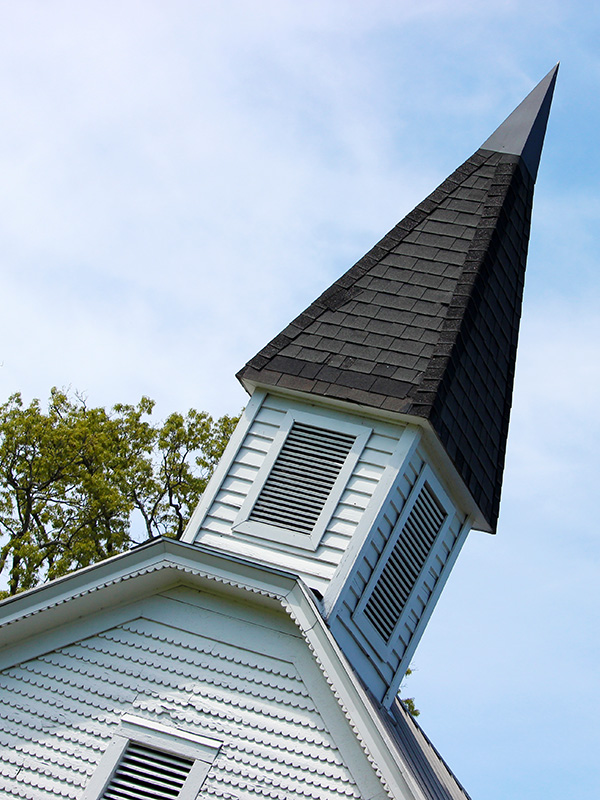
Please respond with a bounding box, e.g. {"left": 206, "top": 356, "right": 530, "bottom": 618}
{"left": 0, "top": 4, "right": 599, "bottom": 798}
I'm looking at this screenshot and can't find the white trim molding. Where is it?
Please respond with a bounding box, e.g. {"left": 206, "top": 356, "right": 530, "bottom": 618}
{"left": 81, "top": 714, "right": 222, "bottom": 800}
{"left": 233, "top": 408, "right": 371, "bottom": 550}
{"left": 352, "top": 465, "right": 455, "bottom": 661}
{"left": 181, "top": 390, "right": 265, "bottom": 543}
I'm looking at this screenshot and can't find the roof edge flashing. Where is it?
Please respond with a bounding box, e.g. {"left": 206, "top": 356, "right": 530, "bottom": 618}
{"left": 480, "top": 64, "right": 558, "bottom": 181}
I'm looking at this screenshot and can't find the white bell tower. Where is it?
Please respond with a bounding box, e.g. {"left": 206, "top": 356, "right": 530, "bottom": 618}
{"left": 183, "top": 65, "right": 558, "bottom": 706}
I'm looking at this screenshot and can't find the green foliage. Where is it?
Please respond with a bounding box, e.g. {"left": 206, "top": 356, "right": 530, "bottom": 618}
{"left": 0, "top": 389, "right": 239, "bottom": 598}
{"left": 400, "top": 667, "right": 420, "bottom": 717}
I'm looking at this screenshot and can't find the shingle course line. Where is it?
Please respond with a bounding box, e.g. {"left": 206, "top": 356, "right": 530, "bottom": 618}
{"left": 238, "top": 141, "right": 539, "bottom": 530}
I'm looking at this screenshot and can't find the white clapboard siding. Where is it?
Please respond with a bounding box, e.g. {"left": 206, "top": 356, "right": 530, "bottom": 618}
{"left": 0, "top": 593, "right": 366, "bottom": 800}
{"left": 328, "top": 449, "right": 469, "bottom": 703}
{"left": 193, "top": 393, "right": 405, "bottom": 590}
{"left": 326, "top": 516, "right": 358, "bottom": 538}
{"left": 200, "top": 401, "right": 285, "bottom": 535}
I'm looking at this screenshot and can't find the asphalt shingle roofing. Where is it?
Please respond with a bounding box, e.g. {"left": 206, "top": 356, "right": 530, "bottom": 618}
{"left": 238, "top": 66, "right": 557, "bottom": 531}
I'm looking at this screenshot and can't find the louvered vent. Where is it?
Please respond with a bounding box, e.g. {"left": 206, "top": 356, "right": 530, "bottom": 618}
{"left": 249, "top": 421, "right": 355, "bottom": 535}
{"left": 364, "top": 482, "right": 447, "bottom": 643}
{"left": 101, "top": 742, "right": 193, "bottom": 800}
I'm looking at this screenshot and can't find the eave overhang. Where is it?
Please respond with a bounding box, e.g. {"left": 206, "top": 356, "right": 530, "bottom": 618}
{"left": 238, "top": 380, "right": 491, "bottom": 532}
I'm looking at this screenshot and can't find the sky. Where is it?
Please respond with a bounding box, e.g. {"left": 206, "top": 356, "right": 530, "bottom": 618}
{"left": 0, "top": 2, "right": 599, "bottom": 799}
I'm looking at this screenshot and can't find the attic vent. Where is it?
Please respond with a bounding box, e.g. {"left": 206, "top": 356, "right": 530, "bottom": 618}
{"left": 364, "top": 482, "right": 447, "bottom": 643}
{"left": 101, "top": 742, "right": 193, "bottom": 800}
{"left": 249, "top": 421, "right": 355, "bottom": 535}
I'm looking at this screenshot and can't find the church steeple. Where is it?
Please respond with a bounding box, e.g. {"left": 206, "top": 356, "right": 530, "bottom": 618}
{"left": 185, "top": 70, "right": 557, "bottom": 706}
{"left": 481, "top": 63, "right": 558, "bottom": 180}
{"left": 237, "top": 66, "right": 558, "bottom": 531}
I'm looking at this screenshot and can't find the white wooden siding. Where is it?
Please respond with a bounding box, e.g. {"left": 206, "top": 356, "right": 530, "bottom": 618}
{"left": 192, "top": 394, "right": 405, "bottom": 593}
{"left": 329, "top": 449, "right": 469, "bottom": 704}
{"left": 0, "top": 589, "right": 369, "bottom": 800}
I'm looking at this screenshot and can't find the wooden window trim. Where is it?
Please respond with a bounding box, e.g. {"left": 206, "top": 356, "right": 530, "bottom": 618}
{"left": 353, "top": 465, "right": 454, "bottom": 659}
{"left": 81, "top": 714, "right": 222, "bottom": 800}
{"left": 233, "top": 409, "right": 371, "bottom": 551}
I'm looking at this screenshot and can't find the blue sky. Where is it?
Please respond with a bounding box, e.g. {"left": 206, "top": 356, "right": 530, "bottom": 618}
{"left": 0, "top": 3, "right": 599, "bottom": 799}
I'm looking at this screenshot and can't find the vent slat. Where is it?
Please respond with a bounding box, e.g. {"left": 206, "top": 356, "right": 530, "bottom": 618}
{"left": 268, "top": 450, "right": 344, "bottom": 467}
{"left": 252, "top": 504, "right": 320, "bottom": 525}
{"left": 364, "top": 482, "right": 448, "bottom": 643}
{"left": 409, "top": 498, "right": 440, "bottom": 536}
{"left": 249, "top": 422, "right": 355, "bottom": 536}
{"left": 252, "top": 501, "right": 321, "bottom": 522}
{"left": 254, "top": 483, "right": 329, "bottom": 506}
{"left": 386, "top": 551, "right": 418, "bottom": 587}
{"left": 262, "top": 473, "right": 334, "bottom": 494}
{"left": 412, "top": 505, "right": 442, "bottom": 538}
{"left": 408, "top": 505, "right": 438, "bottom": 538}
{"left": 292, "top": 422, "right": 355, "bottom": 444}
{"left": 250, "top": 515, "right": 313, "bottom": 533}
{"left": 258, "top": 473, "right": 336, "bottom": 497}
{"left": 101, "top": 743, "right": 193, "bottom": 800}
{"left": 271, "top": 451, "right": 346, "bottom": 472}
{"left": 401, "top": 523, "right": 432, "bottom": 559}
{"left": 282, "top": 438, "right": 355, "bottom": 456}
{"left": 419, "top": 486, "right": 446, "bottom": 526}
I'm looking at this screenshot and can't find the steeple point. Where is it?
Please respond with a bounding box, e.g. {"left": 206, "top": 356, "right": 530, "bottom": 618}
{"left": 237, "top": 68, "right": 558, "bottom": 531}
{"left": 481, "top": 63, "right": 559, "bottom": 180}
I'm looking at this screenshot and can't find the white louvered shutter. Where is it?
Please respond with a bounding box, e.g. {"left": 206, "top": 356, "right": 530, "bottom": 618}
{"left": 364, "top": 482, "right": 447, "bottom": 643}
{"left": 101, "top": 742, "right": 194, "bottom": 800}
{"left": 249, "top": 421, "right": 355, "bottom": 535}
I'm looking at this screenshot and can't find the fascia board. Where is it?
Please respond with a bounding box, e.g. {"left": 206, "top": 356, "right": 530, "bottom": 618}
{"left": 417, "top": 425, "right": 489, "bottom": 533}
{"left": 0, "top": 537, "right": 172, "bottom": 623}
{"left": 286, "top": 580, "right": 430, "bottom": 800}
{"left": 0, "top": 539, "right": 300, "bottom": 656}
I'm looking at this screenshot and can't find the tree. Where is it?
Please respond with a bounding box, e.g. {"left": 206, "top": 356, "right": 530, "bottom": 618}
{"left": 0, "top": 389, "right": 239, "bottom": 598}
{"left": 400, "top": 667, "right": 420, "bottom": 717}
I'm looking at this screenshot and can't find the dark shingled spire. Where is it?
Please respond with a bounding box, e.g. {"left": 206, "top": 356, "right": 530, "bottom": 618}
{"left": 238, "top": 69, "right": 557, "bottom": 531}
{"left": 481, "top": 64, "right": 558, "bottom": 181}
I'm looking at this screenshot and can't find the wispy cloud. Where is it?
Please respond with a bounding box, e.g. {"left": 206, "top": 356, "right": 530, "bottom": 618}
{"left": 0, "top": 4, "right": 598, "bottom": 798}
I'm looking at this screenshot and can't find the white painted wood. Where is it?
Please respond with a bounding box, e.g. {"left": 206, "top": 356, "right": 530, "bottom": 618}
{"left": 323, "top": 445, "right": 473, "bottom": 706}
{"left": 120, "top": 714, "right": 223, "bottom": 756}
{"left": 0, "top": 537, "right": 473, "bottom": 800}
{"left": 80, "top": 735, "right": 129, "bottom": 800}
{"left": 189, "top": 530, "right": 336, "bottom": 589}
{"left": 383, "top": 514, "right": 472, "bottom": 706}
{"left": 0, "top": 582, "right": 379, "bottom": 800}
{"left": 189, "top": 393, "right": 410, "bottom": 590}
{"left": 328, "top": 612, "right": 395, "bottom": 690}
{"left": 181, "top": 390, "right": 265, "bottom": 543}
{"left": 323, "top": 426, "right": 420, "bottom": 617}
{"left": 180, "top": 374, "right": 475, "bottom": 714}
{"left": 81, "top": 717, "right": 221, "bottom": 800}
{"left": 233, "top": 408, "right": 372, "bottom": 550}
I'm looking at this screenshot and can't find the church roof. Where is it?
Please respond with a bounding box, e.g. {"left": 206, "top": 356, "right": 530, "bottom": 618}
{"left": 0, "top": 537, "right": 471, "bottom": 800}
{"left": 237, "top": 66, "right": 558, "bottom": 531}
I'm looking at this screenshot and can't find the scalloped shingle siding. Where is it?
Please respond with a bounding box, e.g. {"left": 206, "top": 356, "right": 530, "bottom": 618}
{"left": 0, "top": 605, "right": 363, "bottom": 800}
